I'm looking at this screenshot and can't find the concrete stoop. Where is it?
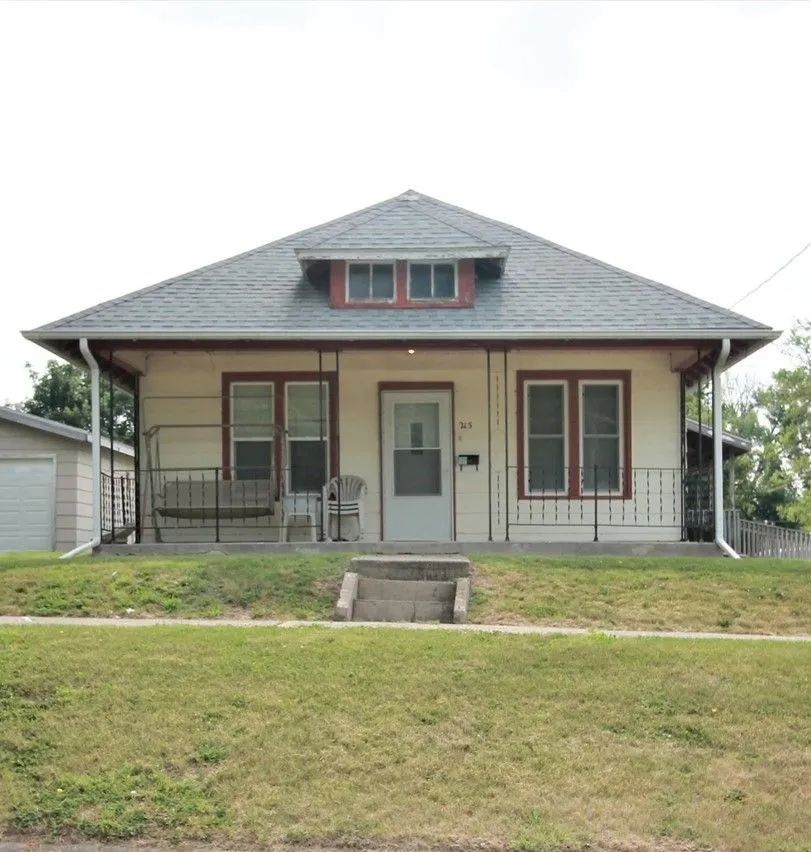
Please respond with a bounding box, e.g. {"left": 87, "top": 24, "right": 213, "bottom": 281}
{"left": 335, "top": 555, "right": 472, "bottom": 624}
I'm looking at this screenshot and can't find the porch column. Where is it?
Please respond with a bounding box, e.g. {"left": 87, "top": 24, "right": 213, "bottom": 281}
{"left": 109, "top": 350, "right": 115, "bottom": 543}
{"left": 679, "top": 371, "right": 687, "bottom": 540}
{"left": 134, "top": 374, "right": 141, "bottom": 544}
{"left": 712, "top": 339, "right": 739, "bottom": 557}
{"left": 81, "top": 339, "right": 101, "bottom": 545}
{"left": 486, "top": 348, "right": 493, "bottom": 541}
{"left": 318, "top": 347, "right": 324, "bottom": 541}
{"left": 503, "top": 348, "right": 509, "bottom": 542}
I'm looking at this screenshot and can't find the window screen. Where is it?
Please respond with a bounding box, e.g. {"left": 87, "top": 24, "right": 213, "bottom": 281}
{"left": 526, "top": 383, "right": 566, "bottom": 492}
{"left": 286, "top": 383, "right": 328, "bottom": 493}
{"left": 581, "top": 383, "right": 621, "bottom": 492}
{"left": 231, "top": 384, "right": 274, "bottom": 480}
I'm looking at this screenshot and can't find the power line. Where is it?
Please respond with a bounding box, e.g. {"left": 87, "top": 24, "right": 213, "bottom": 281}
{"left": 730, "top": 240, "right": 811, "bottom": 308}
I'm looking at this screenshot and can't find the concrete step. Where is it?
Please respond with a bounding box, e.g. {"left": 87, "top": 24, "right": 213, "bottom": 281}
{"left": 350, "top": 554, "right": 471, "bottom": 581}
{"left": 356, "top": 577, "right": 456, "bottom": 603}
{"left": 352, "top": 598, "right": 453, "bottom": 623}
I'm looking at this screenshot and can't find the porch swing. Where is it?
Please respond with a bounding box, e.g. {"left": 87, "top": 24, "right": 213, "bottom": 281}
{"left": 142, "top": 423, "right": 285, "bottom": 539}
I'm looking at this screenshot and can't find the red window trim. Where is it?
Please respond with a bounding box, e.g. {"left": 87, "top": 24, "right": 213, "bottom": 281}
{"left": 221, "top": 371, "right": 339, "bottom": 485}
{"left": 516, "top": 370, "right": 632, "bottom": 500}
{"left": 330, "top": 260, "right": 475, "bottom": 309}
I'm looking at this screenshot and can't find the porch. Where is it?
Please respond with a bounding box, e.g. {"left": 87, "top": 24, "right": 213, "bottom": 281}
{"left": 97, "top": 343, "right": 724, "bottom": 550}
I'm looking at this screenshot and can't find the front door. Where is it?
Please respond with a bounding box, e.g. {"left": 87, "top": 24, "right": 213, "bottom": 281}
{"left": 381, "top": 390, "right": 453, "bottom": 541}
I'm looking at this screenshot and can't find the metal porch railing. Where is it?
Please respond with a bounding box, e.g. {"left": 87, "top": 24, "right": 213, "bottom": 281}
{"left": 503, "top": 465, "right": 703, "bottom": 541}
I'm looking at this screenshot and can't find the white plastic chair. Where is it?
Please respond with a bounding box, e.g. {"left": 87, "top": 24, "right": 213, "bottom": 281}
{"left": 324, "top": 475, "right": 366, "bottom": 541}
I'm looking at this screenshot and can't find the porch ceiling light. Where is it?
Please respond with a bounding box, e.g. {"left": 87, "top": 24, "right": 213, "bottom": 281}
{"left": 407, "top": 348, "right": 415, "bottom": 355}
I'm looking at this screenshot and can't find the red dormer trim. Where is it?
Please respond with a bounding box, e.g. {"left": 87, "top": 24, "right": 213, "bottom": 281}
{"left": 329, "top": 259, "right": 475, "bottom": 309}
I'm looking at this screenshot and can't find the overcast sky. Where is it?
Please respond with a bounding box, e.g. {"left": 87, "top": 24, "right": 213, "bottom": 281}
{"left": 1, "top": 0, "right": 809, "bottom": 404}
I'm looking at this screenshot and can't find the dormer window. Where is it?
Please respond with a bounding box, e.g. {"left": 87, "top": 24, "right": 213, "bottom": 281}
{"left": 347, "top": 262, "right": 395, "bottom": 302}
{"left": 408, "top": 262, "right": 457, "bottom": 300}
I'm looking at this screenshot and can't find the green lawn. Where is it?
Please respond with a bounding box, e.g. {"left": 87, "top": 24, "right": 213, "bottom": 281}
{"left": 1, "top": 551, "right": 809, "bottom": 635}
{"left": 0, "top": 551, "right": 346, "bottom": 620}
{"left": 468, "top": 554, "right": 811, "bottom": 635}
{"left": 0, "top": 626, "right": 808, "bottom": 849}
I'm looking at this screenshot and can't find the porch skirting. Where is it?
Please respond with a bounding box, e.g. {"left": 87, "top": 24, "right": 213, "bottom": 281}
{"left": 97, "top": 540, "right": 722, "bottom": 558}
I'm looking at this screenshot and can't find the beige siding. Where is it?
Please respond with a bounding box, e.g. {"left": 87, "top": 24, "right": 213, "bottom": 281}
{"left": 130, "top": 347, "right": 689, "bottom": 544}
{"left": 0, "top": 421, "right": 132, "bottom": 551}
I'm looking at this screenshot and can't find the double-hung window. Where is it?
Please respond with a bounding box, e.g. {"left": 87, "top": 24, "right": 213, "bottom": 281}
{"left": 408, "top": 262, "right": 457, "bottom": 300}
{"left": 286, "top": 382, "right": 329, "bottom": 493}
{"left": 525, "top": 382, "right": 568, "bottom": 493}
{"left": 518, "top": 371, "right": 630, "bottom": 499}
{"left": 347, "top": 262, "right": 395, "bottom": 302}
{"left": 231, "top": 383, "right": 274, "bottom": 480}
{"left": 580, "top": 382, "right": 622, "bottom": 492}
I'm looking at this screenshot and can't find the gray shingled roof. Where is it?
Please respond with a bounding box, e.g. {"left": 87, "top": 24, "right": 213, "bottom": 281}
{"left": 24, "top": 190, "right": 776, "bottom": 341}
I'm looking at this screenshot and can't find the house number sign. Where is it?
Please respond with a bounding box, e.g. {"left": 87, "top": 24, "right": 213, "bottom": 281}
{"left": 458, "top": 421, "right": 473, "bottom": 430}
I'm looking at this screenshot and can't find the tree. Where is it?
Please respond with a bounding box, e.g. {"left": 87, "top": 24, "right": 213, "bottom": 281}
{"left": 758, "top": 321, "right": 811, "bottom": 529}
{"left": 24, "top": 360, "right": 134, "bottom": 443}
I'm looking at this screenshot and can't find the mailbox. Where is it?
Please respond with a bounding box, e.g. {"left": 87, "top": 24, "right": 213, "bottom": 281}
{"left": 457, "top": 453, "right": 480, "bottom": 470}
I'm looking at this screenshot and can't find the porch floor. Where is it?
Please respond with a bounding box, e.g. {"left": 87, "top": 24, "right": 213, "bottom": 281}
{"left": 97, "top": 540, "right": 722, "bottom": 558}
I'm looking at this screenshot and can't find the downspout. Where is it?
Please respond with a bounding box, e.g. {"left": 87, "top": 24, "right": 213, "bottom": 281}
{"left": 712, "top": 338, "right": 740, "bottom": 558}
{"left": 60, "top": 338, "right": 101, "bottom": 559}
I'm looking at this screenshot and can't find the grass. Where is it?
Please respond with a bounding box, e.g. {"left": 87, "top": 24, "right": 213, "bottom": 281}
{"left": 468, "top": 555, "right": 811, "bottom": 635}
{"left": 0, "top": 625, "right": 808, "bottom": 849}
{"left": 0, "top": 551, "right": 346, "bottom": 620}
{"left": 0, "top": 551, "right": 809, "bottom": 636}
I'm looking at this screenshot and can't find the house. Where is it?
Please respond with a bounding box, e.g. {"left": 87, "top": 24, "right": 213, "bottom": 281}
{"left": 0, "top": 406, "right": 133, "bottom": 552}
{"left": 21, "top": 191, "right": 778, "bottom": 553}
{"left": 685, "top": 417, "right": 752, "bottom": 469}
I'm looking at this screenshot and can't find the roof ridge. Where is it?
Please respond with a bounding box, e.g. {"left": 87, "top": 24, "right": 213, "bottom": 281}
{"left": 305, "top": 198, "right": 398, "bottom": 249}
{"left": 418, "top": 194, "right": 769, "bottom": 330}
{"left": 409, "top": 200, "right": 500, "bottom": 247}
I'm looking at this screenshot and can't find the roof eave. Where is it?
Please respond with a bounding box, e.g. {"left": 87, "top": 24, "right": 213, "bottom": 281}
{"left": 294, "top": 246, "right": 510, "bottom": 261}
{"left": 23, "top": 328, "right": 781, "bottom": 343}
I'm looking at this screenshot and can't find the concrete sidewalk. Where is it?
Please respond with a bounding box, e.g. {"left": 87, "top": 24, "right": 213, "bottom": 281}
{"left": 1, "top": 615, "right": 809, "bottom": 642}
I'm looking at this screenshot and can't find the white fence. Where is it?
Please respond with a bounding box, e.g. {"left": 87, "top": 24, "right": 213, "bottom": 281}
{"left": 724, "top": 509, "right": 811, "bottom": 559}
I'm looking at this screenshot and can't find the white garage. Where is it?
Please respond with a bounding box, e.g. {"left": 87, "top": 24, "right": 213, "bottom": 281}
{"left": 0, "top": 457, "right": 56, "bottom": 550}
{"left": 0, "top": 406, "right": 133, "bottom": 553}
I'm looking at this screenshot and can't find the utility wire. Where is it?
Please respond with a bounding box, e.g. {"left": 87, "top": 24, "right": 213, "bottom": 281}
{"left": 730, "top": 240, "right": 811, "bottom": 308}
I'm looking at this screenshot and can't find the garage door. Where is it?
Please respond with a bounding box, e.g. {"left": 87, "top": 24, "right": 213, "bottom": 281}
{"left": 0, "top": 458, "right": 55, "bottom": 551}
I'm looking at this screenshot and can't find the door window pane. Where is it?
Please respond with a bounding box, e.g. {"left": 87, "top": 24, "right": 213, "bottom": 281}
{"left": 394, "top": 449, "right": 441, "bottom": 496}
{"left": 394, "top": 403, "right": 439, "bottom": 449}
{"left": 232, "top": 384, "right": 273, "bottom": 439}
